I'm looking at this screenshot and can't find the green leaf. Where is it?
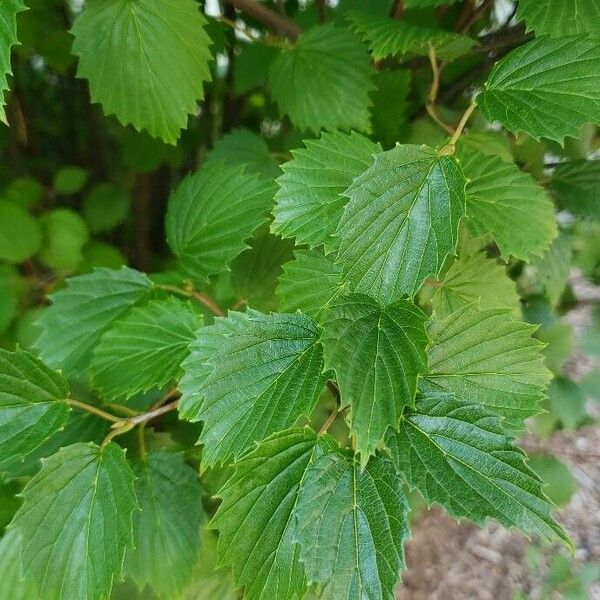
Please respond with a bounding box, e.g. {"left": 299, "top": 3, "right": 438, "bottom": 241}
{"left": 0, "top": 529, "right": 36, "bottom": 600}
{"left": 179, "top": 310, "right": 326, "bottom": 466}
{"left": 39, "top": 208, "right": 90, "bottom": 272}
{"left": 268, "top": 24, "right": 375, "bottom": 133}
{"left": 550, "top": 159, "right": 600, "bottom": 219}
{"left": 211, "top": 428, "right": 335, "bottom": 600}
{"left": 53, "top": 166, "right": 88, "bottom": 195}
{"left": 272, "top": 131, "right": 379, "bottom": 249}
{"left": 277, "top": 249, "right": 346, "bottom": 320}
{"left": 126, "top": 451, "right": 205, "bottom": 598}
{"left": 458, "top": 144, "right": 556, "bottom": 261}
{"left": 165, "top": 163, "right": 275, "bottom": 283}
{"left": 82, "top": 184, "right": 131, "bottom": 233}
{"left": 295, "top": 450, "right": 409, "bottom": 600}
{"left": 547, "top": 377, "right": 587, "bottom": 430}
{"left": 10, "top": 442, "right": 138, "bottom": 600}
{"left": 35, "top": 266, "right": 154, "bottom": 377}
{"left": 0, "top": 0, "right": 26, "bottom": 124}
{"left": 347, "top": 10, "right": 475, "bottom": 60}
{"left": 91, "top": 297, "right": 200, "bottom": 400}
{"left": 323, "top": 294, "right": 428, "bottom": 462}
{"left": 477, "top": 36, "right": 600, "bottom": 144}
{"left": 0, "top": 264, "right": 18, "bottom": 333}
{"left": 424, "top": 305, "right": 551, "bottom": 430}
{"left": 0, "top": 200, "right": 42, "bottom": 263}
{"left": 529, "top": 234, "right": 573, "bottom": 306}
{"left": 71, "top": 0, "right": 212, "bottom": 144}
{"left": 370, "top": 69, "right": 411, "bottom": 149}
{"left": 516, "top": 0, "right": 600, "bottom": 38}
{"left": 335, "top": 144, "right": 466, "bottom": 301}
{"left": 0, "top": 349, "right": 70, "bottom": 471}
{"left": 528, "top": 454, "right": 577, "bottom": 507}
{"left": 387, "top": 392, "right": 570, "bottom": 547}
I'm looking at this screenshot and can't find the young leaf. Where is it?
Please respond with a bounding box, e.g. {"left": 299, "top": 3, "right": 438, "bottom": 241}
{"left": 35, "top": 267, "right": 154, "bottom": 377}
{"left": 268, "top": 24, "right": 375, "bottom": 133}
{"left": 335, "top": 144, "right": 466, "bottom": 301}
{"left": 295, "top": 450, "right": 410, "bottom": 600}
{"left": 71, "top": 0, "right": 212, "bottom": 144}
{"left": 179, "top": 310, "right": 326, "bottom": 466}
{"left": 387, "top": 392, "right": 570, "bottom": 547}
{"left": 550, "top": 159, "right": 600, "bottom": 219}
{"left": 10, "top": 442, "right": 138, "bottom": 600}
{"left": 126, "top": 451, "right": 205, "bottom": 598}
{"left": 323, "top": 294, "right": 428, "bottom": 462}
{"left": 277, "top": 249, "right": 346, "bottom": 320}
{"left": 272, "top": 131, "right": 379, "bottom": 249}
{"left": 424, "top": 305, "right": 551, "bottom": 430}
{"left": 458, "top": 145, "right": 557, "bottom": 261}
{"left": 477, "top": 36, "right": 600, "bottom": 143}
{"left": 211, "top": 428, "right": 335, "bottom": 600}
{"left": 0, "top": 0, "right": 25, "bottom": 124}
{"left": 347, "top": 10, "right": 475, "bottom": 60}
{"left": 165, "top": 163, "right": 275, "bottom": 283}
{"left": 0, "top": 529, "right": 36, "bottom": 600}
{"left": 91, "top": 297, "right": 201, "bottom": 400}
{"left": 0, "top": 349, "right": 70, "bottom": 471}
{"left": 516, "top": 0, "right": 600, "bottom": 38}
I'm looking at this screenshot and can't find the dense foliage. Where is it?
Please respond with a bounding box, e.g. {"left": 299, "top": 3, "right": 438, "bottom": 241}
{"left": 0, "top": 0, "right": 599, "bottom": 598}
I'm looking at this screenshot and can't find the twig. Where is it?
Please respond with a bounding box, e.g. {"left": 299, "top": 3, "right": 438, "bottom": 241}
{"left": 440, "top": 101, "right": 477, "bottom": 155}
{"left": 224, "top": 0, "right": 302, "bottom": 40}
{"left": 426, "top": 44, "right": 455, "bottom": 135}
{"left": 104, "top": 402, "right": 140, "bottom": 417}
{"left": 67, "top": 398, "right": 122, "bottom": 423}
{"left": 390, "top": 0, "right": 404, "bottom": 19}
{"left": 217, "top": 15, "right": 289, "bottom": 48}
{"left": 158, "top": 284, "right": 225, "bottom": 317}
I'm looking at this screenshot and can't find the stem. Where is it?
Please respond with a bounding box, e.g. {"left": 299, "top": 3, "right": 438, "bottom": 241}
{"left": 67, "top": 398, "right": 122, "bottom": 423}
{"left": 231, "top": 298, "right": 247, "bottom": 311}
{"left": 224, "top": 0, "right": 302, "bottom": 40}
{"left": 426, "top": 44, "right": 454, "bottom": 135}
{"left": 158, "top": 284, "right": 224, "bottom": 317}
{"left": 104, "top": 402, "right": 140, "bottom": 417}
{"left": 318, "top": 409, "right": 339, "bottom": 436}
{"left": 440, "top": 101, "right": 477, "bottom": 154}
{"left": 138, "top": 424, "right": 147, "bottom": 459}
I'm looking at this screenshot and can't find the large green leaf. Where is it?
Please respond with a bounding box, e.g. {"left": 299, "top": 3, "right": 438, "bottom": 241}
{"left": 272, "top": 131, "right": 379, "bottom": 249}
{"left": 424, "top": 305, "right": 551, "bottom": 430}
{"left": 0, "top": 529, "right": 36, "bottom": 600}
{"left": 550, "top": 159, "right": 600, "bottom": 219}
{"left": 478, "top": 36, "right": 600, "bottom": 143}
{"left": 211, "top": 428, "right": 335, "bottom": 600}
{"left": 516, "top": 0, "right": 600, "bottom": 38}
{"left": 10, "top": 442, "right": 138, "bottom": 600}
{"left": 179, "top": 310, "right": 326, "bottom": 466}
{"left": 35, "top": 267, "right": 154, "bottom": 377}
{"left": 0, "top": 0, "right": 25, "bottom": 124}
{"left": 459, "top": 145, "right": 556, "bottom": 261}
{"left": 126, "top": 451, "right": 205, "bottom": 598}
{"left": 71, "top": 0, "right": 212, "bottom": 144}
{"left": 91, "top": 297, "right": 200, "bottom": 400}
{"left": 165, "top": 163, "right": 275, "bottom": 283}
{"left": 323, "top": 294, "right": 428, "bottom": 462}
{"left": 268, "top": 24, "right": 374, "bottom": 133}
{"left": 387, "top": 392, "right": 570, "bottom": 547}
{"left": 335, "top": 144, "right": 465, "bottom": 301}
{"left": 295, "top": 450, "right": 409, "bottom": 600}
{"left": 0, "top": 349, "right": 70, "bottom": 471}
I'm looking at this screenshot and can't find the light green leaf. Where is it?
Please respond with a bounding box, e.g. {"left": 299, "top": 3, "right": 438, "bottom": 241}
{"left": 272, "top": 131, "right": 379, "bottom": 249}
{"left": 10, "top": 442, "right": 138, "bottom": 600}
{"left": 387, "top": 392, "right": 570, "bottom": 547}
{"left": 0, "top": 349, "right": 70, "bottom": 471}
{"left": 550, "top": 159, "right": 600, "bottom": 219}
{"left": 516, "top": 0, "right": 600, "bottom": 38}
{"left": 35, "top": 266, "right": 154, "bottom": 377}
{"left": 335, "top": 144, "right": 466, "bottom": 302}
{"left": 179, "top": 310, "right": 326, "bottom": 466}
{"left": 478, "top": 36, "right": 600, "bottom": 144}
{"left": 529, "top": 234, "right": 573, "bottom": 306}
{"left": 0, "top": 0, "right": 26, "bottom": 124}
{"left": 295, "top": 450, "right": 409, "bottom": 600}
{"left": 528, "top": 454, "right": 577, "bottom": 507}
{"left": 547, "top": 377, "right": 587, "bottom": 430}
{"left": 165, "top": 163, "right": 275, "bottom": 283}
{"left": 71, "top": 0, "right": 212, "bottom": 144}
{"left": 277, "top": 249, "right": 346, "bottom": 320}
{"left": 82, "top": 184, "right": 131, "bottom": 233}
{"left": 424, "top": 305, "right": 552, "bottom": 430}
{"left": 0, "top": 200, "right": 41, "bottom": 263}
{"left": 459, "top": 144, "right": 556, "bottom": 261}
{"left": 39, "top": 208, "right": 90, "bottom": 272}
{"left": 347, "top": 10, "right": 475, "bottom": 60}
{"left": 323, "top": 294, "right": 428, "bottom": 462}
{"left": 268, "top": 24, "right": 375, "bottom": 133}
{"left": 126, "top": 451, "right": 205, "bottom": 598}
{"left": 53, "top": 166, "right": 88, "bottom": 195}
{"left": 211, "top": 428, "right": 335, "bottom": 600}
{"left": 0, "top": 529, "right": 36, "bottom": 600}
{"left": 91, "top": 297, "right": 200, "bottom": 400}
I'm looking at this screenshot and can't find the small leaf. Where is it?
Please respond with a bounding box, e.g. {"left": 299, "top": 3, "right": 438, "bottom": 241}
{"left": 478, "top": 36, "right": 600, "bottom": 144}
{"left": 71, "top": 0, "right": 212, "bottom": 143}
{"left": 126, "top": 451, "right": 205, "bottom": 598}
{"left": 529, "top": 234, "right": 573, "bottom": 306}
{"left": 550, "top": 159, "right": 600, "bottom": 219}
{"left": 295, "top": 450, "right": 410, "bottom": 600}
{"left": 10, "top": 442, "right": 138, "bottom": 600}
{"left": 82, "top": 184, "right": 131, "bottom": 233}
{"left": 35, "top": 266, "right": 154, "bottom": 377}
{"left": 0, "top": 349, "right": 70, "bottom": 471}
{"left": 268, "top": 24, "right": 375, "bottom": 133}
{"left": 0, "top": 200, "right": 42, "bottom": 263}
{"left": 323, "top": 294, "right": 428, "bottom": 462}
{"left": 387, "top": 392, "right": 570, "bottom": 547}
{"left": 91, "top": 297, "right": 201, "bottom": 400}
{"left": 516, "top": 0, "right": 600, "bottom": 38}
{"left": 39, "top": 208, "right": 90, "bottom": 272}
{"left": 165, "top": 163, "right": 275, "bottom": 283}
{"left": 0, "top": 0, "right": 26, "bottom": 124}
{"left": 179, "top": 310, "right": 326, "bottom": 466}
{"left": 335, "top": 144, "right": 466, "bottom": 301}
